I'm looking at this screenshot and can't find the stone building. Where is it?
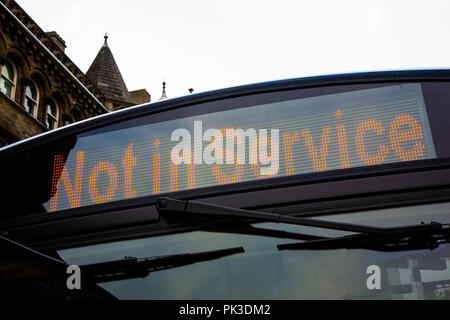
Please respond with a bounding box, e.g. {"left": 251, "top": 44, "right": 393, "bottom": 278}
{"left": 0, "top": 0, "right": 150, "bottom": 147}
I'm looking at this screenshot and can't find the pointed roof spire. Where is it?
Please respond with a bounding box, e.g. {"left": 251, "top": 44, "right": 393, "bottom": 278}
{"left": 104, "top": 32, "right": 108, "bottom": 46}
{"left": 86, "top": 34, "right": 131, "bottom": 105}
{"left": 159, "top": 80, "right": 168, "bottom": 100}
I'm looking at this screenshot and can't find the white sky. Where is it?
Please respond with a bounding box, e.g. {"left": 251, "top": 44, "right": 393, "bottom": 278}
{"left": 15, "top": 0, "right": 450, "bottom": 100}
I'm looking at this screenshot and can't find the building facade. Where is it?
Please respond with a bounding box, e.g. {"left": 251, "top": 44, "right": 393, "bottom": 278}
{"left": 0, "top": 0, "right": 150, "bottom": 147}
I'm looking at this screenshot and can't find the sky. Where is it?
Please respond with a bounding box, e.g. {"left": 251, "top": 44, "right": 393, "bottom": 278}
{"left": 15, "top": 0, "right": 450, "bottom": 100}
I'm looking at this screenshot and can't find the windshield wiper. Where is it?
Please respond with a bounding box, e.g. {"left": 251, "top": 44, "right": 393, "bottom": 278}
{"left": 0, "top": 235, "right": 244, "bottom": 285}
{"left": 0, "top": 235, "right": 243, "bottom": 298}
{"left": 157, "top": 197, "right": 450, "bottom": 252}
{"left": 81, "top": 246, "right": 244, "bottom": 283}
{"left": 156, "top": 197, "right": 445, "bottom": 235}
{"left": 277, "top": 225, "right": 450, "bottom": 252}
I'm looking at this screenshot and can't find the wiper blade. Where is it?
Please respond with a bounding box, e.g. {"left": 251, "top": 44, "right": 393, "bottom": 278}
{"left": 157, "top": 197, "right": 450, "bottom": 253}
{"left": 82, "top": 246, "right": 245, "bottom": 283}
{"left": 156, "top": 197, "right": 443, "bottom": 235}
{"left": 1, "top": 235, "right": 243, "bottom": 292}
{"left": 278, "top": 223, "right": 450, "bottom": 252}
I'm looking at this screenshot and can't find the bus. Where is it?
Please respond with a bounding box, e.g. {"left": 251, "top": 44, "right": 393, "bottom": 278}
{"left": 0, "top": 70, "right": 449, "bottom": 300}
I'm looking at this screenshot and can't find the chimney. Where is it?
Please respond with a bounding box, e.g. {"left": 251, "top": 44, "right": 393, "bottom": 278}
{"left": 46, "top": 31, "right": 66, "bottom": 52}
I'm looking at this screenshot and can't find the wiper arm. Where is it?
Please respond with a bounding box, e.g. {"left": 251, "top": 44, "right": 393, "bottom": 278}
{"left": 156, "top": 197, "right": 443, "bottom": 235}
{"left": 81, "top": 246, "right": 244, "bottom": 283}
{"left": 157, "top": 197, "right": 450, "bottom": 253}
{"left": 201, "top": 222, "right": 325, "bottom": 242}
{"left": 278, "top": 224, "right": 450, "bottom": 252}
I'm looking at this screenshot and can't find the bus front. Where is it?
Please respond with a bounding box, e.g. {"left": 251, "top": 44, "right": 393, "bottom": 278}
{"left": 0, "top": 70, "right": 450, "bottom": 300}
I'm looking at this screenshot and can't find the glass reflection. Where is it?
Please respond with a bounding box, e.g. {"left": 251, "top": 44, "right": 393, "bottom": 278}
{"left": 58, "top": 201, "right": 450, "bottom": 300}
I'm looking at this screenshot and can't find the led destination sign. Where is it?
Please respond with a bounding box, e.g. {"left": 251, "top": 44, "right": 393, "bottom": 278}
{"left": 47, "top": 84, "right": 436, "bottom": 212}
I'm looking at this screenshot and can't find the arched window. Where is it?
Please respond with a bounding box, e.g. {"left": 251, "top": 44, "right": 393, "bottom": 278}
{"left": 45, "top": 100, "right": 59, "bottom": 130}
{"left": 0, "top": 61, "right": 16, "bottom": 99}
{"left": 62, "top": 114, "right": 74, "bottom": 126}
{"left": 23, "top": 81, "right": 39, "bottom": 117}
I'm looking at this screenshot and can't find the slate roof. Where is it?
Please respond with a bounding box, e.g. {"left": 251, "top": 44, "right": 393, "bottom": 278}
{"left": 86, "top": 36, "right": 131, "bottom": 104}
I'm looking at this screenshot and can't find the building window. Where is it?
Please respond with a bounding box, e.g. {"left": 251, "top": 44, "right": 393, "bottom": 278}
{"left": 0, "top": 61, "right": 16, "bottom": 99}
{"left": 45, "top": 100, "right": 59, "bottom": 130}
{"left": 62, "top": 114, "right": 74, "bottom": 126}
{"left": 23, "top": 81, "right": 39, "bottom": 117}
